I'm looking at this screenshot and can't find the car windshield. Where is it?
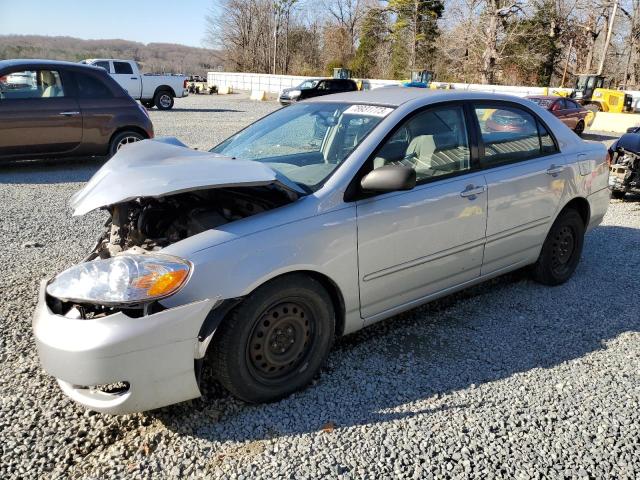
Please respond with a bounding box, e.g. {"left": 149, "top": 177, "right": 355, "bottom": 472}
{"left": 210, "top": 102, "right": 393, "bottom": 189}
{"left": 298, "top": 80, "right": 319, "bottom": 89}
{"left": 529, "top": 98, "right": 554, "bottom": 108}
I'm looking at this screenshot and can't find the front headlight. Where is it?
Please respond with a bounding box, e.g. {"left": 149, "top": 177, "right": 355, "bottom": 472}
{"left": 46, "top": 254, "right": 191, "bottom": 305}
{"left": 288, "top": 89, "right": 301, "bottom": 98}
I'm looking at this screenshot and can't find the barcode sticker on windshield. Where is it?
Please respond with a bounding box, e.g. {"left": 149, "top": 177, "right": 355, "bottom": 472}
{"left": 344, "top": 105, "right": 393, "bottom": 117}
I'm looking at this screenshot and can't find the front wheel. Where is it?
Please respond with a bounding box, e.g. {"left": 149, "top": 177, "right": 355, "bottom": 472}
{"left": 531, "top": 210, "right": 585, "bottom": 285}
{"left": 154, "top": 90, "right": 174, "bottom": 110}
{"left": 108, "top": 130, "right": 144, "bottom": 157}
{"left": 210, "top": 274, "right": 335, "bottom": 403}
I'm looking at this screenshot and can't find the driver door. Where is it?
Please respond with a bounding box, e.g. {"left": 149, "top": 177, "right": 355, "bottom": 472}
{"left": 356, "top": 104, "right": 488, "bottom": 321}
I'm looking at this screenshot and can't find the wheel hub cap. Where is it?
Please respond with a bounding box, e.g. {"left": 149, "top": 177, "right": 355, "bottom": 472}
{"left": 248, "top": 302, "right": 312, "bottom": 379}
{"left": 552, "top": 226, "right": 575, "bottom": 270}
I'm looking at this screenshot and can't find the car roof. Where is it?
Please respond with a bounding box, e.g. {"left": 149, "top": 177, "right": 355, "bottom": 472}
{"left": 0, "top": 58, "right": 104, "bottom": 72}
{"left": 309, "top": 87, "right": 540, "bottom": 107}
{"left": 526, "top": 95, "right": 560, "bottom": 101}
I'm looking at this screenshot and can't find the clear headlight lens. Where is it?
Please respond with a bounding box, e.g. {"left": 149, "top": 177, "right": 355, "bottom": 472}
{"left": 46, "top": 254, "right": 191, "bottom": 305}
{"left": 288, "top": 89, "right": 301, "bottom": 98}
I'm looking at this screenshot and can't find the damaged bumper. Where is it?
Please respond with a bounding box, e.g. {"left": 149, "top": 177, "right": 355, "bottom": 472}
{"left": 32, "top": 281, "right": 217, "bottom": 414}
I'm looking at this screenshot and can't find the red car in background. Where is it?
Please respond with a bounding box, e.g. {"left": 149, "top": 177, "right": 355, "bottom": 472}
{"left": 526, "top": 96, "right": 589, "bottom": 136}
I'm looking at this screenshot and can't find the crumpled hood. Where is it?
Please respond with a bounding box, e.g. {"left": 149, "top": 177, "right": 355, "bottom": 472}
{"left": 70, "top": 139, "right": 305, "bottom": 216}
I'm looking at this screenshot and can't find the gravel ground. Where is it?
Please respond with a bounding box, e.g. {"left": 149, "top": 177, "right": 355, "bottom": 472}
{"left": 1, "top": 93, "right": 639, "bottom": 479}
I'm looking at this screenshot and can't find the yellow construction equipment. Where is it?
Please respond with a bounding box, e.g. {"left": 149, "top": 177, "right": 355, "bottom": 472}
{"left": 572, "top": 74, "right": 633, "bottom": 113}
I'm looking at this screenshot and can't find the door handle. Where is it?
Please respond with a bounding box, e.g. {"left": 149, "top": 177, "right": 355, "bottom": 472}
{"left": 460, "top": 184, "right": 486, "bottom": 199}
{"left": 546, "top": 164, "right": 565, "bottom": 176}
{"left": 59, "top": 111, "right": 80, "bottom": 116}
{"left": 130, "top": 77, "right": 138, "bottom": 80}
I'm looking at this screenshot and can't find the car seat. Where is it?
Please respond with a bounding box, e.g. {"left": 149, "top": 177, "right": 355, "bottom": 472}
{"left": 40, "top": 71, "right": 62, "bottom": 98}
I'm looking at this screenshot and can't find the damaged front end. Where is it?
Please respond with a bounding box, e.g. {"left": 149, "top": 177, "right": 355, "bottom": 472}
{"left": 70, "top": 138, "right": 303, "bottom": 260}
{"left": 609, "top": 133, "right": 640, "bottom": 197}
{"left": 47, "top": 139, "right": 303, "bottom": 318}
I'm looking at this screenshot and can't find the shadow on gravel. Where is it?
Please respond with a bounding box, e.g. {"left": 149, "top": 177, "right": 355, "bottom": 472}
{"left": 0, "top": 157, "right": 105, "bottom": 184}
{"left": 153, "top": 224, "right": 640, "bottom": 443}
{"left": 582, "top": 132, "right": 619, "bottom": 142}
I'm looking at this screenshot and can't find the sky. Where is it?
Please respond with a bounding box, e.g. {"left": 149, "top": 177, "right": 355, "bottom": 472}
{"left": 0, "top": 0, "right": 216, "bottom": 48}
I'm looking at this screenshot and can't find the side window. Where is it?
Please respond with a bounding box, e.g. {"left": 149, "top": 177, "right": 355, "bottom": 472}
{"left": 113, "top": 62, "right": 133, "bottom": 75}
{"left": 75, "top": 72, "right": 114, "bottom": 98}
{"left": 372, "top": 105, "right": 471, "bottom": 182}
{"left": 539, "top": 123, "right": 557, "bottom": 155}
{"left": 0, "top": 70, "right": 64, "bottom": 99}
{"left": 94, "top": 61, "right": 110, "bottom": 72}
{"left": 474, "top": 105, "right": 557, "bottom": 165}
{"left": 316, "top": 81, "right": 329, "bottom": 91}
{"left": 0, "top": 70, "right": 38, "bottom": 98}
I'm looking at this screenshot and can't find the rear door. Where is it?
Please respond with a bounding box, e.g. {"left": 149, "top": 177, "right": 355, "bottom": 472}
{"left": 0, "top": 67, "right": 82, "bottom": 157}
{"left": 472, "top": 102, "right": 568, "bottom": 274}
{"left": 112, "top": 61, "right": 141, "bottom": 99}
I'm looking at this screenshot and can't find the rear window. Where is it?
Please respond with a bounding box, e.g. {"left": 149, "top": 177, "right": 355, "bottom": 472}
{"left": 113, "top": 62, "right": 133, "bottom": 75}
{"left": 75, "top": 72, "right": 114, "bottom": 98}
{"left": 528, "top": 97, "right": 554, "bottom": 108}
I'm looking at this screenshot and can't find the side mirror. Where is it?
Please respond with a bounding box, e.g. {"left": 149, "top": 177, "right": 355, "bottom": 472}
{"left": 360, "top": 165, "right": 416, "bottom": 193}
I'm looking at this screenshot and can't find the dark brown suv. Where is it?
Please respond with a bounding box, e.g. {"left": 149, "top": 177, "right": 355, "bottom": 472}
{"left": 0, "top": 59, "right": 154, "bottom": 160}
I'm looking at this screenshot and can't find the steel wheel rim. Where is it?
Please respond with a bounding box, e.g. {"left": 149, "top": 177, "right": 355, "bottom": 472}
{"left": 116, "top": 135, "right": 141, "bottom": 151}
{"left": 159, "top": 94, "right": 171, "bottom": 108}
{"left": 246, "top": 300, "right": 314, "bottom": 382}
{"left": 550, "top": 225, "right": 576, "bottom": 275}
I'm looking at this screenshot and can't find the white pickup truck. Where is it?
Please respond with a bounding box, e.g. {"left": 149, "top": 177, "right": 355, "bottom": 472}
{"left": 81, "top": 59, "right": 188, "bottom": 110}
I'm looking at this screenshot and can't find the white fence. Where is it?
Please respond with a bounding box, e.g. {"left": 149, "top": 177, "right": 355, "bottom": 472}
{"left": 207, "top": 71, "right": 640, "bottom": 109}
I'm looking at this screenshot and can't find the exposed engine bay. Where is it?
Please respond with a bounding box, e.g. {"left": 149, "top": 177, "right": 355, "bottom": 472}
{"left": 609, "top": 133, "right": 640, "bottom": 198}
{"left": 87, "top": 186, "right": 293, "bottom": 260}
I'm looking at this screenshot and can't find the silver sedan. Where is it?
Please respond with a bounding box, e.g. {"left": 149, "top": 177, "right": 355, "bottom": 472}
{"left": 33, "top": 89, "right": 610, "bottom": 414}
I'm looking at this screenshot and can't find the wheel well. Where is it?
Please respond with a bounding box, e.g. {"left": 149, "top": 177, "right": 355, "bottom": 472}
{"left": 561, "top": 197, "right": 590, "bottom": 227}
{"left": 109, "top": 126, "right": 149, "bottom": 145}
{"left": 216, "top": 271, "right": 347, "bottom": 340}
{"left": 154, "top": 85, "right": 176, "bottom": 98}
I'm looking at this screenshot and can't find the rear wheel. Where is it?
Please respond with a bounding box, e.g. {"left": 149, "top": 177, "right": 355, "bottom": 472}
{"left": 611, "top": 190, "right": 626, "bottom": 199}
{"left": 154, "top": 90, "right": 174, "bottom": 110}
{"left": 532, "top": 210, "right": 585, "bottom": 285}
{"left": 574, "top": 120, "right": 585, "bottom": 136}
{"left": 108, "top": 130, "right": 144, "bottom": 157}
{"left": 210, "top": 274, "right": 335, "bottom": 403}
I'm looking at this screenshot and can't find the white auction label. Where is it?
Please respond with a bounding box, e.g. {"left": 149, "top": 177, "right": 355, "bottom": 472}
{"left": 344, "top": 104, "right": 394, "bottom": 117}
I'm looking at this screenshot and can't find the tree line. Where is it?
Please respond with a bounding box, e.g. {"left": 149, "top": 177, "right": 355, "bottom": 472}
{"left": 206, "top": 0, "right": 640, "bottom": 88}
{"left": 0, "top": 35, "right": 224, "bottom": 75}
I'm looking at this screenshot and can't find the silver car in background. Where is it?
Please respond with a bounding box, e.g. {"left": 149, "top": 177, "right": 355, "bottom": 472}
{"left": 33, "top": 89, "right": 610, "bottom": 414}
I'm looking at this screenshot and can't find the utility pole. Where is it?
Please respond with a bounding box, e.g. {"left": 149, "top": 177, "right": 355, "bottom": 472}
{"left": 561, "top": 38, "right": 573, "bottom": 87}
{"left": 597, "top": 0, "right": 619, "bottom": 76}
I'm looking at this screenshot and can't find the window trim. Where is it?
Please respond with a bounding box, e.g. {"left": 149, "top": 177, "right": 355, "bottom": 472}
{"left": 469, "top": 100, "right": 560, "bottom": 171}
{"left": 344, "top": 100, "right": 480, "bottom": 202}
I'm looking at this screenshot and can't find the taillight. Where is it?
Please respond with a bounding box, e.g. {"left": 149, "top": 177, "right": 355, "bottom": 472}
{"left": 183, "top": 78, "right": 188, "bottom": 89}
{"left": 605, "top": 152, "right": 612, "bottom": 166}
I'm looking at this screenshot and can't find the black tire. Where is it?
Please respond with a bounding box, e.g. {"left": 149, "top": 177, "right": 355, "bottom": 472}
{"left": 154, "top": 90, "right": 174, "bottom": 110}
{"left": 611, "top": 190, "right": 626, "bottom": 199}
{"left": 210, "top": 274, "right": 335, "bottom": 403}
{"left": 574, "top": 120, "right": 585, "bottom": 136}
{"left": 108, "top": 130, "right": 144, "bottom": 157}
{"left": 531, "top": 209, "right": 585, "bottom": 286}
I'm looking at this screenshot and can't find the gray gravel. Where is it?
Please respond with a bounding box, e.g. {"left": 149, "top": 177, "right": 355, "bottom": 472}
{"left": 1, "top": 93, "right": 639, "bottom": 479}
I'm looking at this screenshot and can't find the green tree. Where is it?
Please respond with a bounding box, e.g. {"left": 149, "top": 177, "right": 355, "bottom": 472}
{"left": 388, "top": 0, "right": 444, "bottom": 79}
{"left": 351, "top": 7, "right": 389, "bottom": 77}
